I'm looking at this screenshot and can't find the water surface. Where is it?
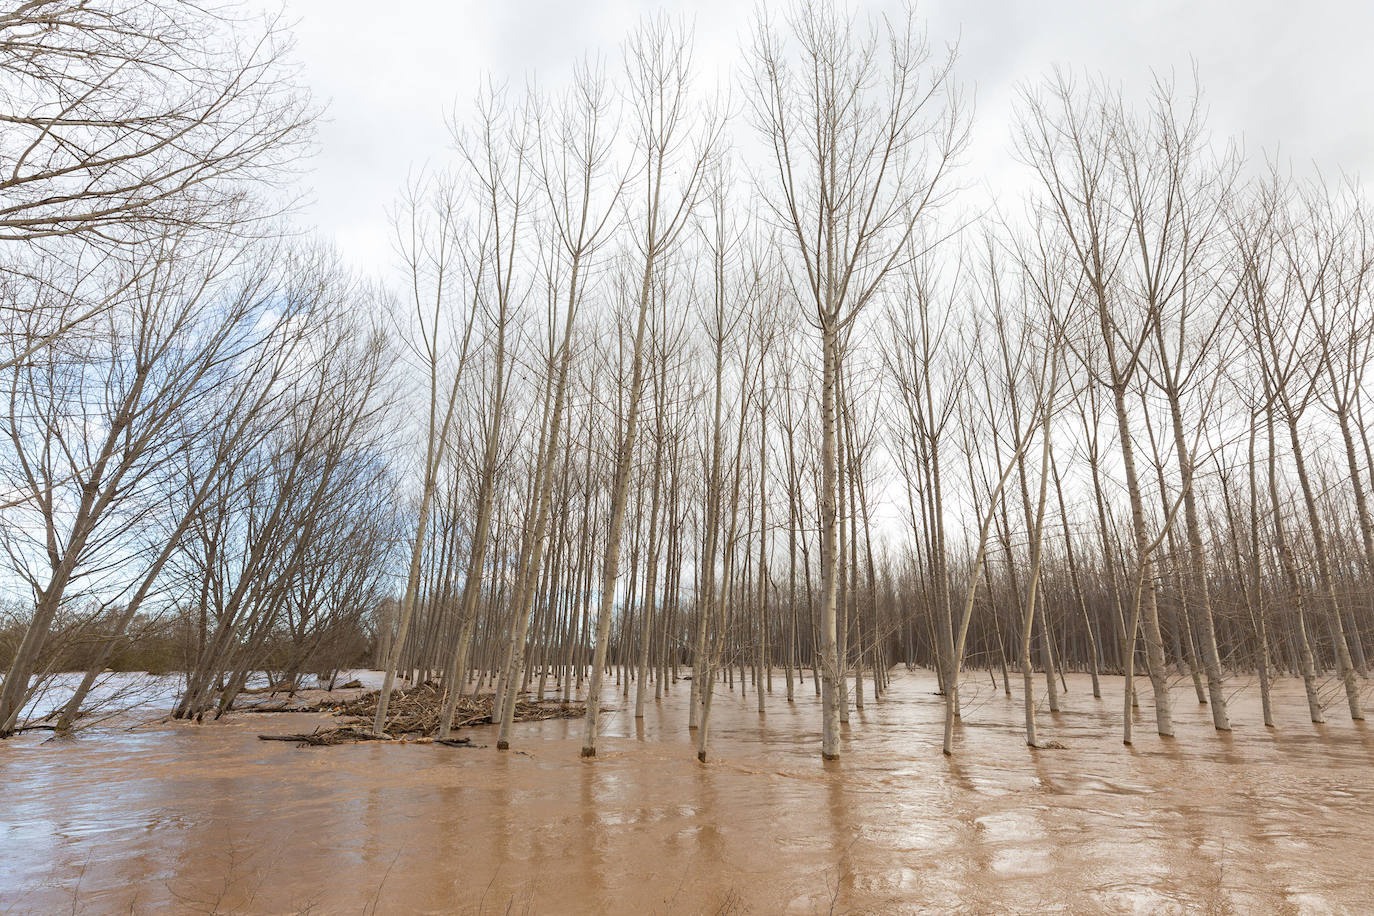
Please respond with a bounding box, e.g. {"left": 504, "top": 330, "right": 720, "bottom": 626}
{"left": 3, "top": 671, "right": 1371, "bottom": 914}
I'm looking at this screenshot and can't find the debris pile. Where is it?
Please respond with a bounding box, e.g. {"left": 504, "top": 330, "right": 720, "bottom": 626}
{"left": 257, "top": 682, "right": 585, "bottom": 746}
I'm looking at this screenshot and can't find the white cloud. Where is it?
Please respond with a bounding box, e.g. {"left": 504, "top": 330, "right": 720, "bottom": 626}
{"left": 276, "top": 0, "right": 1374, "bottom": 276}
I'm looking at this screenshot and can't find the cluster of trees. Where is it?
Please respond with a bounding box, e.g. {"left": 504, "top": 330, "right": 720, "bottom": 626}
{"left": 3, "top": 1, "right": 1372, "bottom": 761}
{"left": 0, "top": 1, "right": 399, "bottom": 734}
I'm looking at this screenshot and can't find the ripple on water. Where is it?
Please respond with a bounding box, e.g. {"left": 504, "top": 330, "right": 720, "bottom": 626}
{"left": 3, "top": 670, "right": 1374, "bottom": 914}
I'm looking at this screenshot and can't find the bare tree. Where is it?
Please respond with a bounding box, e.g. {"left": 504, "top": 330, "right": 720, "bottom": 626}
{"left": 371, "top": 171, "right": 480, "bottom": 736}
{"left": 0, "top": 234, "right": 328, "bottom": 733}
{"left": 580, "top": 16, "right": 718, "bottom": 758}
{"left": 0, "top": 0, "right": 315, "bottom": 370}
{"left": 748, "top": 0, "right": 967, "bottom": 757}
{"left": 493, "top": 61, "right": 624, "bottom": 748}
{"left": 1015, "top": 71, "right": 1179, "bottom": 741}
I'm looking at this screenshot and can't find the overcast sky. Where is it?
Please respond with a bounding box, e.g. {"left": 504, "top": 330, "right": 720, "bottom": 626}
{"left": 276, "top": 0, "right": 1374, "bottom": 278}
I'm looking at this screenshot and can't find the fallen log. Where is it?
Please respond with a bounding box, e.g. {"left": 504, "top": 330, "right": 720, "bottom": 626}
{"left": 257, "top": 727, "right": 491, "bottom": 748}
{"left": 258, "top": 726, "right": 390, "bottom": 746}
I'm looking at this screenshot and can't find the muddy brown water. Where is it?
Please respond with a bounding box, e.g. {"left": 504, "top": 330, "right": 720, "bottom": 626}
{"left": 2, "top": 670, "right": 1372, "bottom": 914}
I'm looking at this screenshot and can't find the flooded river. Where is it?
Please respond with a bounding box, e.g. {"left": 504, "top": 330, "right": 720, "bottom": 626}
{"left": 2, "top": 670, "right": 1372, "bottom": 914}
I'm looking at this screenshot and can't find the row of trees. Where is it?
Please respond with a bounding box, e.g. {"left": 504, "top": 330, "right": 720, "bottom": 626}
{"left": 359, "top": 7, "right": 1374, "bottom": 760}
{"left": 3, "top": 2, "right": 1372, "bottom": 760}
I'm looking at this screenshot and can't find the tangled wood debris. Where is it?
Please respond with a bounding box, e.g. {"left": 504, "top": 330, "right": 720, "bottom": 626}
{"left": 258, "top": 728, "right": 483, "bottom": 748}
{"left": 256, "top": 682, "right": 586, "bottom": 746}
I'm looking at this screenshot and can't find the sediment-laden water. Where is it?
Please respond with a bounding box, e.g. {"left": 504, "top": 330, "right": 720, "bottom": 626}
{"left": 2, "top": 671, "right": 1371, "bottom": 914}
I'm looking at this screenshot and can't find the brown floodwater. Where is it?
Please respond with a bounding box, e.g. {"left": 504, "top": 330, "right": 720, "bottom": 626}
{"left": 2, "top": 670, "right": 1373, "bottom": 914}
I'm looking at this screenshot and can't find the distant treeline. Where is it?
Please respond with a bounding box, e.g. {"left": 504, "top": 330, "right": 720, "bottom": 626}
{"left": 0, "top": 602, "right": 375, "bottom": 679}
